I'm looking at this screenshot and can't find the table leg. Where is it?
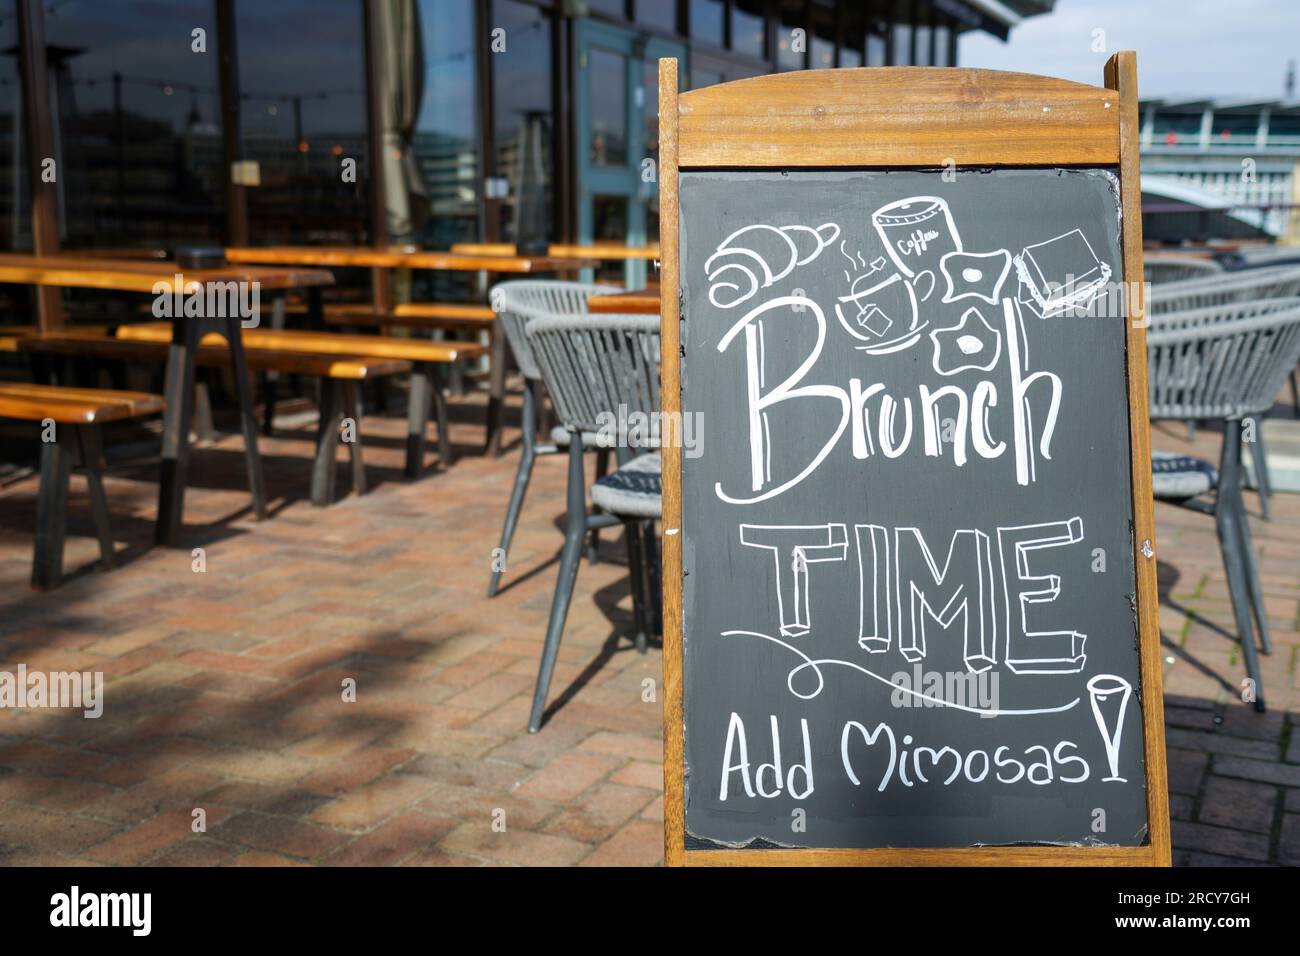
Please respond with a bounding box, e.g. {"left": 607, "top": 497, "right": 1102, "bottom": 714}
{"left": 225, "top": 313, "right": 268, "bottom": 521}
{"left": 485, "top": 318, "right": 506, "bottom": 458}
{"left": 261, "top": 295, "right": 287, "bottom": 435}
{"left": 156, "top": 317, "right": 200, "bottom": 546}
{"left": 405, "top": 362, "right": 431, "bottom": 479}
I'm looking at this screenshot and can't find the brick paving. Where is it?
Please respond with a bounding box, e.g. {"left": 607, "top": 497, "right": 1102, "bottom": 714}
{"left": 0, "top": 386, "right": 1296, "bottom": 866}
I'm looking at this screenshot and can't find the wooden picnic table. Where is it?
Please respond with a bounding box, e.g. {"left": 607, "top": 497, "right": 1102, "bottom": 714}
{"left": 588, "top": 285, "right": 660, "bottom": 314}
{"left": 225, "top": 245, "right": 602, "bottom": 456}
{"left": 226, "top": 245, "right": 599, "bottom": 273}
{"left": 0, "top": 253, "right": 335, "bottom": 546}
{"left": 450, "top": 242, "right": 660, "bottom": 262}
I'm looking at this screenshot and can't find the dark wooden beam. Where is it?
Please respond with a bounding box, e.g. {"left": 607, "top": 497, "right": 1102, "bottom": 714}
{"left": 363, "top": 0, "right": 391, "bottom": 311}
{"left": 16, "top": 0, "right": 64, "bottom": 332}
{"left": 216, "top": 0, "right": 248, "bottom": 247}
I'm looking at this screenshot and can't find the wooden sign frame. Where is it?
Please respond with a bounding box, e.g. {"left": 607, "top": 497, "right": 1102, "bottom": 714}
{"left": 658, "top": 54, "right": 1170, "bottom": 866}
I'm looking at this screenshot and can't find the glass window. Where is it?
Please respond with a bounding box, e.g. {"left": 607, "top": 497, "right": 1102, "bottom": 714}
{"left": 914, "top": 13, "right": 931, "bottom": 67}
{"left": 589, "top": 48, "right": 629, "bottom": 166}
{"left": 866, "top": 2, "right": 889, "bottom": 67}
{"left": 777, "top": 2, "right": 805, "bottom": 72}
{"left": 1152, "top": 111, "right": 1203, "bottom": 143}
{"left": 413, "top": 0, "right": 479, "bottom": 251}
{"left": 237, "top": 0, "right": 369, "bottom": 245}
{"left": 934, "top": 19, "right": 951, "bottom": 67}
{"left": 0, "top": 0, "right": 28, "bottom": 254}
{"left": 44, "top": 0, "right": 223, "bottom": 250}
{"left": 732, "top": 0, "right": 766, "bottom": 59}
{"left": 1269, "top": 113, "right": 1300, "bottom": 145}
{"left": 0, "top": 0, "right": 30, "bottom": 326}
{"left": 492, "top": 0, "right": 553, "bottom": 242}
{"left": 690, "top": 0, "right": 725, "bottom": 47}
{"left": 811, "top": 8, "right": 835, "bottom": 70}
{"left": 692, "top": 67, "right": 724, "bottom": 89}
{"left": 636, "top": 0, "right": 677, "bottom": 32}
{"left": 890, "top": 0, "right": 912, "bottom": 65}
{"left": 588, "top": 0, "right": 627, "bottom": 18}
{"left": 1214, "top": 113, "right": 1259, "bottom": 141}
{"left": 867, "top": 30, "right": 887, "bottom": 67}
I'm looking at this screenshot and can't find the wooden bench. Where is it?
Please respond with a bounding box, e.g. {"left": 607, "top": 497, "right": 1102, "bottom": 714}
{"left": 20, "top": 333, "right": 411, "bottom": 507}
{"left": 0, "top": 382, "right": 164, "bottom": 589}
{"left": 115, "top": 323, "right": 485, "bottom": 478}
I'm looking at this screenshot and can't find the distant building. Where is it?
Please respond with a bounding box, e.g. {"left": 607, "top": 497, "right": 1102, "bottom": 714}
{"left": 1139, "top": 97, "right": 1300, "bottom": 243}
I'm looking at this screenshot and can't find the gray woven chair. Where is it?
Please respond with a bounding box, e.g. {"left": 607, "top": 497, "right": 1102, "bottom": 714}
{"left": 1148, "top": 265, "right": 1300, "bottom": 315}
{"left": 1144, "top": 255, "right": 1221, "bottom": 284}
{"left": 486, "top": 279, "right": 620, "bottom": 597}
{"left": 1148, "top": 266, "right": 1300, "bottom": 511}
{"left": 524, "top": 313, "right": 662, "bottom": 732}
{"left": 1148, "top": 298, "right": 1300, "bottom": 713}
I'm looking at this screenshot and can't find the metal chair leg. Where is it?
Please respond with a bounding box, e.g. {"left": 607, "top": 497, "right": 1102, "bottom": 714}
{"left": 1290, "top": 368, "right": 1299, "bottom": 417}
{"left": 32, "top": 433, "right": 70, "bottom": 589}
{"left": 624, "top": 519, "right": 650, "bottom": 654}
{"left": 588, "top": 446, "right": 611, "bottom": 565}
{"left": 1245, "top": 424, "right": 1271, "bottom": 521}
{"left": 1232, "top": 490, "right": 1273, "bottom": 656}
{"left": 488, "top": 381, "right": 539, "bottom": 598}
{"left": 1216, "top": 423, "right": 1266, "bottom": 712}
{"left": 528, "top": 435, "right": 587, "bottom": 733}
{"left": 76, "top": 425, "right": 115, "bottom": 569}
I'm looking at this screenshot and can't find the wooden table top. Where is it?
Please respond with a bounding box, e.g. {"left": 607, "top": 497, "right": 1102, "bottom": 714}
{"left": 0, "top": 253, "right": 333, "bottom": 293}
{"left": 225, "top": 245, "right": 599, "bottom": 273}
{"left": 587, "top": 285, "right": 660, "bottom": 314}
{"left": 118, "top": 322, "right": 485, "bottom": 364}
{"left": 451, "top": 242, "right": 660, "bottom": 262}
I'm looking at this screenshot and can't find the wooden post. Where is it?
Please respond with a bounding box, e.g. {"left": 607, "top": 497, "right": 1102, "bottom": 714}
{"left": 658, "top": 55, "right": 685, "bottom": 870}
{"left": 1105, "top": 50, "right": 1171, "bottom": 868}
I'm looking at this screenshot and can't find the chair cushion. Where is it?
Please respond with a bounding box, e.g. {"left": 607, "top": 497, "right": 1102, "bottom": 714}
{"left": 591, "top": 452, "right": 662, "bottom": 518}
{"left": 1151, "top": 451, "right": 1217, "bottom": 499}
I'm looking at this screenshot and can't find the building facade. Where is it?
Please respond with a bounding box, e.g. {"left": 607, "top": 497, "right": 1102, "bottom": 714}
{"left": 1138, "top": 96, "right": 1300, "bottom": 244}
{"left": 0, "top": 0, "right": 1052, "bottom": 268}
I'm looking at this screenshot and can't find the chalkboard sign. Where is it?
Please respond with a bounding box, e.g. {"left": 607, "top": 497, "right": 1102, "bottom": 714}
{"left": 657, "top": 58, "right": 1170, "bottom": 865}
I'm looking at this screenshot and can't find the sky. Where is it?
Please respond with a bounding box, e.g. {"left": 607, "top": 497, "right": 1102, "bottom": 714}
{"left": 959, "top": 0, "right": 1300, "bottom": 100}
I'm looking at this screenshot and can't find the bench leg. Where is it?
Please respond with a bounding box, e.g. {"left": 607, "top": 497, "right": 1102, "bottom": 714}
{"left": 260, "top": 296, "right": 287, "bottom": 436}
{"left": 156, "top": 315, "right": 201, "bottom": 546}
{"left": 311, "top": 379, "right": 343, "bottom": 507}
{"left": 431, "top": 362, "right": 453, "bottom": 466}
{"left": 76, "top": 425, "right": 115, "bottom": 569}
{"left": 194, "top": 377, "right": 215, "bottom": 444}
{"left": 405, "top": 363, "right": 432, "bottom": 479}
{"left": 343, "top": 381, "right": 367, "bottom": 496}
{"left": 225, "top": 314, "right": 268, "bottom": 521}
{"left": 32, "top": 432, "right": 71, "bottom": 589}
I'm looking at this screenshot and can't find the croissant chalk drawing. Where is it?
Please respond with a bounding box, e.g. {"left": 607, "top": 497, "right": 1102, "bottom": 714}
{"left": 705, "top": 222, "right": 841, "bottom": 309}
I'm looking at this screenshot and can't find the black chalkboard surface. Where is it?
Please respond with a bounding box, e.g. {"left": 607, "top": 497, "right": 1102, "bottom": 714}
{"left": 678, "top": 168, "right": 1150, "bottom": 850}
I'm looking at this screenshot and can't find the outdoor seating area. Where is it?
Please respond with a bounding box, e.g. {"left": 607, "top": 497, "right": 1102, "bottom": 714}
{"left": 0, "top": 248, "right": 1298, "bottom": 866}
{"left": 1, "top": 0, "right": 1299, "bottom": 886}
